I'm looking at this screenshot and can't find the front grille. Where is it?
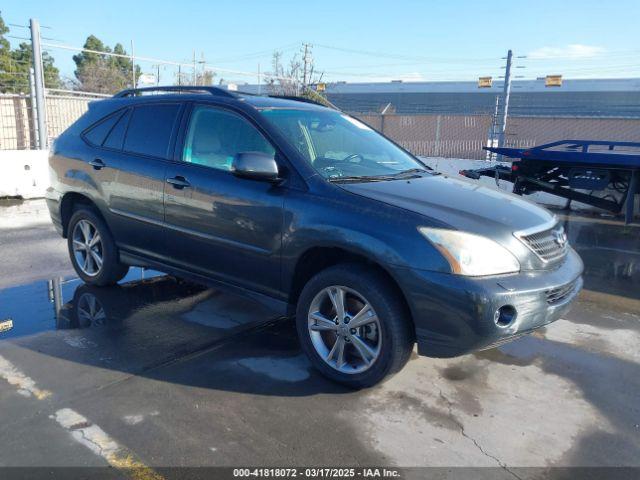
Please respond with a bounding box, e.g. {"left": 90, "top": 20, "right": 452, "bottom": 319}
{"left": 479, "top": 333, "right": 528, "bottom": 351}
{"left": 545, "top": 280, "right": 578, "bottom": 305}
{"left": 519, "top": 223, "right": 568, "bottom": 263}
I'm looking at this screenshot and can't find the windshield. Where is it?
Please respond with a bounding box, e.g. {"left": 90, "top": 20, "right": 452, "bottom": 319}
{"left": 259, "top": 108, "right": 429, "bottom": 181}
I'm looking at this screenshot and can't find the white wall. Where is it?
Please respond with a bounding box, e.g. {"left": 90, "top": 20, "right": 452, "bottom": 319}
{"left": 0, "top": 149, "right": 49, "bottom": 199}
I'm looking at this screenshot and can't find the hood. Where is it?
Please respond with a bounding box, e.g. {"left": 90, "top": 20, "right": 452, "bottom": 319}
{"left": 338, "top": 174, "right": 554, "bottom": 237}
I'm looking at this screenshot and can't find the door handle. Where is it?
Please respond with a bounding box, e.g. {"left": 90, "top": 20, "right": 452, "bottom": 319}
{"left": 166, "top": 176, "right": 191, "bottom": 189}
{"left": 89, "top": 158, "right": 105, "bottom": 170}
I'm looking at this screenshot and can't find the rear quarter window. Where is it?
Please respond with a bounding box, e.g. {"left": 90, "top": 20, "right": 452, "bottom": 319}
{"left": 82, "top": 110, "right": 124, "bottom": 146}
{"left": 123, "top": 103, "right": 181, "bottom": 159}
{"left": 103, "top": 109, "right": 131, "bottom": 150}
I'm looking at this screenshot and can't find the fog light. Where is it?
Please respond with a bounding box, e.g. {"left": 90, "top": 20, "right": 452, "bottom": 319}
{"left": 494, "top": 305, "right": 517, "bottom": 327}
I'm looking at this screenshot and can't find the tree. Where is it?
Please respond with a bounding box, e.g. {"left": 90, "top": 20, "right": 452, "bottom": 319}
{"left": 10, "top": 42, "right": 60, "bottom": 92}
{"left": 266, "top": 51, "right": 302, "bottom": 96}
{"left": 0, "top": 12, "right": 14, "bottom": 92}
{"left": 73, "top": 35, "right": 140, "bottom": 93}
{"left": 0, "top": 12, "right": 61, "bottom": 93}
{"left": 265, "top": 50, "right": 332, "bottom": 107}
{"left": 174, "top": 65, "right": 216, "bottom": 87}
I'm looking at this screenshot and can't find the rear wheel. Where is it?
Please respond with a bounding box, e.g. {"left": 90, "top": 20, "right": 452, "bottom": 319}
{"left": 296, "top": 263, "right": 414, "bottom": 388}
{"left": 67, "top": 207, "right": 129, "bottom": 286}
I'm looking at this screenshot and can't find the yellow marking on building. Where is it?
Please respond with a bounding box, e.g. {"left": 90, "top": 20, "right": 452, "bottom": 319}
{"left": 478, "top": 76, "right": 493, "bottom": 88}
{"left": 53, "top": 408, "right": 164, "bottom": 480}
{"left": 545, "top": 75, "right": 563, "bottom": 87}
{"left": 0, "top": 354, "right": 51, "bottom": 399}
{"left": 0, "top": 318, "right": 13, "bottom": 333}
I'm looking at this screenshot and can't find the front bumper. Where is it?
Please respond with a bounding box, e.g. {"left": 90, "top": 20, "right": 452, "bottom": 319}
{"left": 389, "top": 248, "right": 584, "bottom": 357}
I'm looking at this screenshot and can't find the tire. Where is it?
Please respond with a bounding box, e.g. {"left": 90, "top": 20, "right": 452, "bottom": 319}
{"left": 296, "top": 263, "right": 414, "bottom": 388}
{"left": 67, "top": 206, "right": 129, "bottom": 286}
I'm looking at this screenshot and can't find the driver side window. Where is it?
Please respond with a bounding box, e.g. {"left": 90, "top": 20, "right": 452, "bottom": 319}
{"left": 183, "top": 106, "right": 275, "bottom": 171}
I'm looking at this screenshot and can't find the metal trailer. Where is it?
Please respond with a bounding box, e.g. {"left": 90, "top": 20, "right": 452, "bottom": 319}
{"left": 459, "top": 140, "right": 640, "bottom": 224}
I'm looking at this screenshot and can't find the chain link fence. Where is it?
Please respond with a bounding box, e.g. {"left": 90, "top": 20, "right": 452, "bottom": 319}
{"left": 4, "top": 93, "right": 639, "bottom": 158}
{"left": 358, "top": 114, "right": 493, "bottom": 159}
{"left": 0, "top": 90, "right": 107, "bottom": 150}
{"left": 503, "top": 116, "right": 640, "bottom": 149}
{"left": 0, "top": 94, "right": 35, "bottom": 150}
{"left": 356, "top": 112, "right": 640, "bottom": 160}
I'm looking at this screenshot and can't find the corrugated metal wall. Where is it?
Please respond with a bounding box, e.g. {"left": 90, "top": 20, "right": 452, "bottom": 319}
{"left": 329, "top": 90, "right": 640, "bottom": 117}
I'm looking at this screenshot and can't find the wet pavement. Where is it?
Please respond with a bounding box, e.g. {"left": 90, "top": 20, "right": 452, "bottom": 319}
{"left": 0, "top": 204, "right": 639, "bottom": 478}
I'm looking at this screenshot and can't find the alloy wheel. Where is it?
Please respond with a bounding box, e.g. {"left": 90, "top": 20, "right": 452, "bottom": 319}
{"left": 307, "top": 285, "right": 382, "bottom": 374}
{"left": 72, "top": 219, "right": 104, "bottom": 277}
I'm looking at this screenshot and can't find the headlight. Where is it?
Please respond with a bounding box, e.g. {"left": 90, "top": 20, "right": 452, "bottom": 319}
{"left": 418, "top": 227, "right": 520, "bottom": 276}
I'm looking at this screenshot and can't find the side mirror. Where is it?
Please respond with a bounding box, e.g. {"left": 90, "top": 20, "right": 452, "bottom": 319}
{"left": 232, "top": 152, "right": 280, "bottom": 182}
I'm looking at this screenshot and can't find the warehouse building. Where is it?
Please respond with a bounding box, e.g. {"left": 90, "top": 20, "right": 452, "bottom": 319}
{"left": 321, "top": 78, "right": 640, "bottom": 117}
{"left": 237, "top": 78, "right": 640, "bottom": 118}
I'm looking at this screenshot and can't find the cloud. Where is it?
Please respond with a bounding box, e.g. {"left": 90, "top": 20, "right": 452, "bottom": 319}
{"left": 390, "top": 72, "right": 425, "bottom": 82}
{"left": 528, "top": 44, "right": 606, "bottom": 59}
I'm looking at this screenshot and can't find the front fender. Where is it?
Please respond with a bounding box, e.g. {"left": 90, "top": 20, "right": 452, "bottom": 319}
{"left": 281, "top": 189, "right": 452, "bottom": 295}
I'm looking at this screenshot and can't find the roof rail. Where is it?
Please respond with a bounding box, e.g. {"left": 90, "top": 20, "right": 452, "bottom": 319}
{"left": 268, "top": 95, "right": 332, "bottom": 108}
{"left": 113, "top": 85, "right": 238, "bottom": 98}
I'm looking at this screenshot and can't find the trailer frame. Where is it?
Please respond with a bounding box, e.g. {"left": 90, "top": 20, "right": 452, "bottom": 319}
{"left": 459, "top": 140, "right": 640, "bottom": 224}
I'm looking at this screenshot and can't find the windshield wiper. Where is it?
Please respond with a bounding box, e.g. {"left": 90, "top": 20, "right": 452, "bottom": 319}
{"left": 391, "top": 168, "right": 436, "bottom": 178}
{"left": 328, "top": 174, "right": 397, "bottom": 183}
{"left": 328, "top": 168, "right": 438, "bottom": 183}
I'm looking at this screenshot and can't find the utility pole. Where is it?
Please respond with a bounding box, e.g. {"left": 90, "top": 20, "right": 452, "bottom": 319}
{"left": 200, "top": 52, "right": 206, "bottom": 85}
{"left": 192, "top": 50, "right": 197, "bottom": 86}
{"left": 130, "top": 40, "right": 136, "bottom": 88}
{"left": 28, "top": 67, "right": 39, "bottom": 149}
{"left": 497, "top": 49, "right": 513, "bottom": 154}
{"left": 302, "top": 43, "right": 313, "bottom": 88}
{"left": 257, "top": 63, "right": 261, "bottom": 95}
{"left": 29, "top": 18, "right": 48, "bottom": 149}
{"left": 487, "top": 94, "right": 500, "bottom": 160}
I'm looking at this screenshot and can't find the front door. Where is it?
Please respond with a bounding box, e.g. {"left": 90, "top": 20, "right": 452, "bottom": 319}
{"left": 163, "top": 104, "right": 285, "bottom": 297}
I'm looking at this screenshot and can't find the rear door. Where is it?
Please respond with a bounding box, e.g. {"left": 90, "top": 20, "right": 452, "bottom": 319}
{"left": 91, "top": 102, "right": 182, "bottom": 260}
{"left": 163, "top": 103, "right": 285, "bottom": 297}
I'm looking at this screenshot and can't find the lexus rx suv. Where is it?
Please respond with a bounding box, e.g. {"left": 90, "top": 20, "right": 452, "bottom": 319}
{"left": 46, "top": 86, "right": 583, "bottom": 387}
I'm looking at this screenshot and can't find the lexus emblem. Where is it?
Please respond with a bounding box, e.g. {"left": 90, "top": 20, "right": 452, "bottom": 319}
{"left": 553, "top": 228, "right": 568, "bottom": 248}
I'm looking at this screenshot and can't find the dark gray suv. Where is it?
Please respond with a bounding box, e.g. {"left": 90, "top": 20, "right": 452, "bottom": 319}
{"left": 46, "top": 86, "right": 583, "bottom": 387}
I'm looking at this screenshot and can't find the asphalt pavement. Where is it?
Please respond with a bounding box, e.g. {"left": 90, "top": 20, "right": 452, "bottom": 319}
{"left": 0, "top": 199, "right": 639, "bottom": 480}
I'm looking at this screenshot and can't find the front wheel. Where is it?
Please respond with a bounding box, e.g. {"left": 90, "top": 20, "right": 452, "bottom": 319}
{"left": 296, "top": 264, "right": 414, "bottom": 388}
{"left": 67, "top": 207, "right": 129, "bottom": 286}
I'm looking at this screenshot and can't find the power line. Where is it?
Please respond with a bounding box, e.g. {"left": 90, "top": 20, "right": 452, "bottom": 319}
{"left": 208, "top": 43, "right": 299, "bottom": 64}
{"left": 40, "top": 41, "right": 296, "bottom": 81}
{"left": 314, "top": 43, "right": 499, "bottom": 63}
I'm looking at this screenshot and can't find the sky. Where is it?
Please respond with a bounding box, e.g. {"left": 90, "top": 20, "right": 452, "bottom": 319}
{"left": 3, "top": 0, "right": 640, "bottom": 85}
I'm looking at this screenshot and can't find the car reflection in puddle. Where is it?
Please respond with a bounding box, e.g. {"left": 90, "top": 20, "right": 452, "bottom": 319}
{"left": 0, "top": 268, "right": 287, "bottom": 376}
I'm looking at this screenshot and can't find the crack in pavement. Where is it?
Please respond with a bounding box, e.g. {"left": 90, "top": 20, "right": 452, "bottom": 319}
{"left": 53, "top": 408, "right": 164, "bottom": 480}
{"left": 438, "top": 389, "right": 523, "bottom": 480}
